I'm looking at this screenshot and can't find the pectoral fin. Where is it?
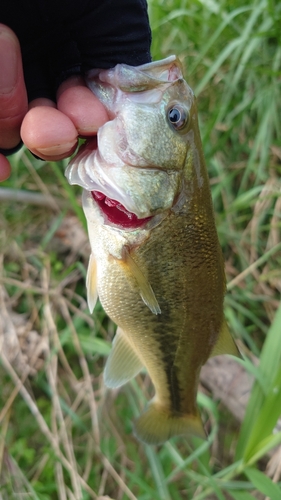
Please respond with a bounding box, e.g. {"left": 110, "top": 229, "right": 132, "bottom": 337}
{"left": 86, "top": 253, "right": 98, "bottom": 313}
{"left": 210, "top": 318, "right": 242, "bottom": 359}
{"left": 120, "top": 247, "right": 161, "bottom": 315}
{"left": 104, "top": 327, "right": 143, "bottom": 388}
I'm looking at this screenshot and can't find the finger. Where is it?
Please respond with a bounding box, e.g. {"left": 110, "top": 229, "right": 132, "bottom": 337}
{"left": 21, "top": 98, "right": 78, "bottom": 161}
{"left": 0, "top": 24, "right": 28, "bottom": 149}
{"left": 0, "top": 154, "right": 11, "bottom": 182}
{"left": 57, "top": 75, "right": 108, "bottom": 136}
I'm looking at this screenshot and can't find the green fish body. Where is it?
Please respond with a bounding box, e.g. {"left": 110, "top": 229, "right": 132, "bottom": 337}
{"left": 66, "top": 56, "right": 239, "bottom": 445}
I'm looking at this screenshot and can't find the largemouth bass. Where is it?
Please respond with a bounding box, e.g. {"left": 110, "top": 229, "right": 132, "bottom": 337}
{"left": 66, "top": 56, "right": 240, "bottom": 445}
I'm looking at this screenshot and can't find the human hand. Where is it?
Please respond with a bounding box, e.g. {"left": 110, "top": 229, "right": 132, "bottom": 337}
{"left": 0, "top": 0, "right": 151, "bottom": 182}
{"left": 0, "top": 24, "right": 108, "bottom": 181}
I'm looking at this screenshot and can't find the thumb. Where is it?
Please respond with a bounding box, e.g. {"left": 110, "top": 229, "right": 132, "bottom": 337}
{"left": 0, "top": 24, "right": 28, "bottom": 150}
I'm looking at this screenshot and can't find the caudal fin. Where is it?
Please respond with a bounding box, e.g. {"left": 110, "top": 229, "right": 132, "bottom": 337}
{"left": 134, "top": 403, "right": 206, "bottom": 445}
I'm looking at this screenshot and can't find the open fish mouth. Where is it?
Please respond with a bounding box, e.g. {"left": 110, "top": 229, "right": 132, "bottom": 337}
{"left": 66, "top": 135, "right": 181, "bottom": 227}
{"left": 91, "top": 191, "right": 152, "bottom": 229}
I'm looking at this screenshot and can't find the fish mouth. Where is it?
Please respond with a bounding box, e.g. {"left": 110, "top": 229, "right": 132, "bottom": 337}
{"left": 67, "top": 137, "right": 180, "bottom": 228}
{"left": 91, "top": 191, "right": 152, "bottom": 229}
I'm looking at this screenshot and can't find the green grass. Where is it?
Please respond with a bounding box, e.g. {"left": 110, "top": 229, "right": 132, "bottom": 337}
{"left": 1, "top": 0, "right": 281, "bottom": 498}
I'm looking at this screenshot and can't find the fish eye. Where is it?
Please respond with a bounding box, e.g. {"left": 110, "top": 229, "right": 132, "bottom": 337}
{"left": 167, "top": 104, "right": 189, "bottom": 132}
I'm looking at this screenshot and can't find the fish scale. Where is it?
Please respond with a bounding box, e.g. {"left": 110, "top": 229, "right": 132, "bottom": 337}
{"left": 66, "top": 55, "right": 241, "bottom": 445}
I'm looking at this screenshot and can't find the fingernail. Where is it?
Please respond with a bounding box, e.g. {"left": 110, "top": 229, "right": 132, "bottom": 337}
{"left": 0, "top": 30, "right": 18, "bottom": 94}
{"left": 36, "top": 140, "right": 77, "bottom": 157}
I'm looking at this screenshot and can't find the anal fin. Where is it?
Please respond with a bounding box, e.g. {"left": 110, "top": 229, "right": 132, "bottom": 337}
{"left": 86, "top": 253, "right": 98, "bottom": 313}
{"left": 210, "top": 318, "right": 242, "bottom": 359}
{"left": 104, "top": 327, "right": 143, "bottom": 388}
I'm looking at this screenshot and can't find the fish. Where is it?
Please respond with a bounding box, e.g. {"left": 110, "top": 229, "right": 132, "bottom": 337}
{"left": 65, "top": 55, "right": 240, "bottom": 445}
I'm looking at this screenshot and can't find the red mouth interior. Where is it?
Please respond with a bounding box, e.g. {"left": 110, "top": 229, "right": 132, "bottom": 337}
{"left": 91, "top": 191, "right": 152, "bottom": 228}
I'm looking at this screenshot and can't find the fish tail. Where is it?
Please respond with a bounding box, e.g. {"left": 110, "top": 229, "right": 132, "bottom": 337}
{"left": 134, "top": 402, "right": 206, "bottom": 445}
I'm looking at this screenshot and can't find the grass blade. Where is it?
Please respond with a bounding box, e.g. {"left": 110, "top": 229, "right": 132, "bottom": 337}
{"left": 235, "top": 302, "right": 281, "bottom": 460}
{"left": 244, "top": 467, "right": 281, "bottom": 500}
{"left": 145, "top": 446, "right": 172, "bottom": 500}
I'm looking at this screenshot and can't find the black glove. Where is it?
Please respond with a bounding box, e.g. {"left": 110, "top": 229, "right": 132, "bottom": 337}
{"left": 1, "top": 0, "right": 151, "bottom": 102}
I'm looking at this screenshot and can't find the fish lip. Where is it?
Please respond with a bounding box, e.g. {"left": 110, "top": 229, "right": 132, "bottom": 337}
{"left": 66, "top": 139, "right": 131, "bottom": 210}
